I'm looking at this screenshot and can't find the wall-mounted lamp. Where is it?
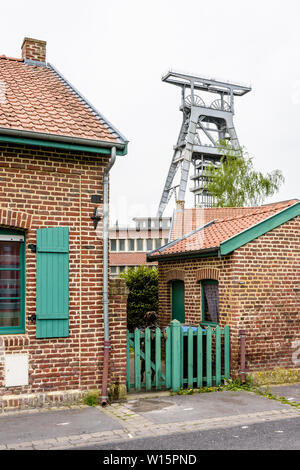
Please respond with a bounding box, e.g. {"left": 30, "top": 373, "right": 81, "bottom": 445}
{"left": 91, "top": 207, "right": 102, "bottom": 229}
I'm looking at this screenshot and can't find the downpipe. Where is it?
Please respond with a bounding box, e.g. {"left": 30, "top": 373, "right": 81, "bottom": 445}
{"left": 101, "top": 146, "right": 116, "bottom": 406}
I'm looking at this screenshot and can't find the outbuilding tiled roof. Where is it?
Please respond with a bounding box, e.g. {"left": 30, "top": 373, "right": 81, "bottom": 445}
{"left": 170, "top": 206, "right": 260, "bottom": 240}
{"left": 148, "top": 199, "right": 299, "bottom": 259}
{"left": 0, "top": 56, "right": 127, "bottom": 144}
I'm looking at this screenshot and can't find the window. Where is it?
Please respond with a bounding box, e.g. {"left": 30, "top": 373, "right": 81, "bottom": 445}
{"left": 164, "top": 238, "right": 169, "bottom": 245}
{"left": 147, "top": 239, "right": 153, "bottom": 251}
{"left": 119, "top": 240, "right": 125, "bottom": 251}
{"left": 119, "top": 266, "right": 125, "bottom": 273}
{"left": 128, "top": 239, "right": 135, "bottom": 251}
{"left": 137, "top": 239, "right": 143, "bottom": 251}
{"left": 0, "top": 230, "right": 25, "bottom": 334}
{"left": 155, "top": 238, "right": 162, "bottom": 249}
{"left": 201, "top": 280, "right": 219, "bottom": 325}
{"left": 110, "top": 239, "right": 116, "bottom": 251}
{"left": 110, "top": 266, "right": 117, "bottom": 274}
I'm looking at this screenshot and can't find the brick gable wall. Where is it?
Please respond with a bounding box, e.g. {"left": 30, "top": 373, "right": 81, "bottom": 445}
{"left": 232, "top": 217, "right": 300, "bottom": 373}
{"left": 0, "top": 142, "right": 127, "bottom": 403}
{"left": 157, "top": 217, "right": 300, "bottom": 376}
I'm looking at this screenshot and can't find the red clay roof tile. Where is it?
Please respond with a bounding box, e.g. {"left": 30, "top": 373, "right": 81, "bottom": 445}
{"left": 0, "top": 56, "right": 126, "bottom": 144}
{"left": 150, "top": 200, "right": 299, "bottom": 258}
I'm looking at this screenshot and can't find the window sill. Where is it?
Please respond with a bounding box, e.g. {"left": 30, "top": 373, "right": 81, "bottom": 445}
{"left": 200, "top": 322, "right": 219, "bottom": 328}
{"left": 0, "top": 328, "right": 26, "bottom": 335}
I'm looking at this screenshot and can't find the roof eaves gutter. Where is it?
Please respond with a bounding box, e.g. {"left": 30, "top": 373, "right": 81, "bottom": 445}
{"left": 0, "top": 127, "right": 128, "bottom": 156}
{"left": 147, "top": 246, "right": 219, "bottom": 262}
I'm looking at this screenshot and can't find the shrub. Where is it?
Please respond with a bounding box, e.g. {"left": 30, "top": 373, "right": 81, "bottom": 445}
{"left": 120, "top": 266, "right": 158, "bottom": 330}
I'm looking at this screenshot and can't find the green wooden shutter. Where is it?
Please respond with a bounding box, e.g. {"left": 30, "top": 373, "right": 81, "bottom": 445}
{"left": 36, "top": 227, "right": 69, "bottom": 338}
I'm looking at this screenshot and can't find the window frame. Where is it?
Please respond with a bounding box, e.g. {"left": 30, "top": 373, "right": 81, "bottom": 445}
{"left": 155, "top": 238, "right": 162, "bottom": 250}
{"left": 146, "top": 239, "right": 153, "bottom": 251}
{"left": 119, "top": 239, "right": 125, "bottom": 251}
{"left": 201, "top": 279, "right": 219, "bottom": 327}
{"left": 128, "top": 239, "right": 135, "bottom": 251}
{"left": 137, "top": 239, "right": 143, "bottom": 251}
{"left": 0, "top": 228, "right": 25, "bottom": 335}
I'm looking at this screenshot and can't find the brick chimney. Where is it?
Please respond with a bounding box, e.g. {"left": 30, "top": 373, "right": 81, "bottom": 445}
{"left": 21, "top": 37, "right": 46, "bottom": 63}
{"left": 176, "top": 200, "right": 185, "bottom": 211}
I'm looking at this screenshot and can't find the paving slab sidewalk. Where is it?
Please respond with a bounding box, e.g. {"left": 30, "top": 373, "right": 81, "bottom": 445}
{"left": 261, "top": 383, "right": 300, "bottom": 403}
{"left": 0, "top": 384, "right": 299, "bottom": 450}
{"left": 0, "top": 406, "right": 122, "bottom": 446}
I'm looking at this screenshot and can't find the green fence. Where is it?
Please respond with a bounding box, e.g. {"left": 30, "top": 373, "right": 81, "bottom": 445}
{"left": 127, "top": 320, "right": 230, "bottom": 392}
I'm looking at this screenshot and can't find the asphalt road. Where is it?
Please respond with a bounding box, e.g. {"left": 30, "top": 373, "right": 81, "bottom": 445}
{"left": 75, "top": 416, "right": 300, "bottom": 450}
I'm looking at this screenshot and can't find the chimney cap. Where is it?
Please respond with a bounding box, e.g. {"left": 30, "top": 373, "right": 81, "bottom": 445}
{"left": 21, "top": 37, "right": 47, "bottom": 48}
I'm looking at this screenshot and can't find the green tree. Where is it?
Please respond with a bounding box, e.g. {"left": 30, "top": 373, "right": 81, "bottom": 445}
{"left": 120, "top": 266, "right": 158, "bottom": 330}
{"left": 204, "top": 142, "right": 284, "bottom": 207}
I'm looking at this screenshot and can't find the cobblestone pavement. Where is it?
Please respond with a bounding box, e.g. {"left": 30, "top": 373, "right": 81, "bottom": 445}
{"left": 1, "top": 400, "right": 300, "bottom": 450}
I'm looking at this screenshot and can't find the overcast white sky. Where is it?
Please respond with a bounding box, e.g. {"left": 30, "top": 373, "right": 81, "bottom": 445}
{"left": 1, "top": 0, "right": 300, "bottom": 225}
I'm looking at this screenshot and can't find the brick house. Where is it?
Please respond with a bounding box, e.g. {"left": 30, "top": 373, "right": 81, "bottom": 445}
{"left": 0, "top": 38, "right": 129, "bottom": 409}
{"left": 147, "top": 200, "right": 300, "bottom": 381}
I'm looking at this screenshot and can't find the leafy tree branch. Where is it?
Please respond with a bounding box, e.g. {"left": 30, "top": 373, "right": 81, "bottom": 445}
{"left": 204, "top": 141, "right": 284, "bottom": 207}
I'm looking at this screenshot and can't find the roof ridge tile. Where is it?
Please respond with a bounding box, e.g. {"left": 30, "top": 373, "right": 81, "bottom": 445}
{"left": 214, "top": 200, "right": 296, "bottom": 224}
{"left": 0, "top": 55, "right": 23, "bottom": 62}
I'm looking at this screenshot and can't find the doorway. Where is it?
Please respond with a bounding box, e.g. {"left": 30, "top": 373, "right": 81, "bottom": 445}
{"left": 171, "top": 280, "right": 185, "bottom": 323}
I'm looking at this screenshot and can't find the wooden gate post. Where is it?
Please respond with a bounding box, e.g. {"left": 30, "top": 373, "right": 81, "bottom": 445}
{"left": 239, "top": 329, "right": 246, "bottom": 383}
{"left": 170, "top": 320, "right": 182, "bottom": 392}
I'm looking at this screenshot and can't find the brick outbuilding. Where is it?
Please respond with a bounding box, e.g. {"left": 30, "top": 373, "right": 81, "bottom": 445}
{"left": 147, "top": 200, "right": 300, "bottom": 382}
{"left": 0, "top": 38, "right": 128, "bottom": 409}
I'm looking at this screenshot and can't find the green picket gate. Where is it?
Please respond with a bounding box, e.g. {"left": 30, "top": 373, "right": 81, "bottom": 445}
{"left": 126, "top": 320, "right": 230, "bottom": 392}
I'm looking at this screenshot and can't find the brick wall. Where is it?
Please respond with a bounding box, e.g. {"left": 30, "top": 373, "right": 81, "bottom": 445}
{"left": 157, "top": 217, "right": 300, "bottom": 376}
{"left": 232, "top": 217, "right": 300, "bottom": 374}
{"left": 0, "top": 142, "right": 128, "bottom": 403}
{"left": 109, "top": 278, "right": 129, "bottom": 386}
{"left": 158, "top": 256, "right": 235, "bottom": 330}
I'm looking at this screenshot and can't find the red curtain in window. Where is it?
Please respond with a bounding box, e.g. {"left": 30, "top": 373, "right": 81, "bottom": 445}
{"left": 0, "top": 242, "right": 21, "bottom": 327}
{"left": 0, "top": 242, "right": 20, "bottom": 268}
{"left": 203, "top": 283, "right": 219, "bottom": 323}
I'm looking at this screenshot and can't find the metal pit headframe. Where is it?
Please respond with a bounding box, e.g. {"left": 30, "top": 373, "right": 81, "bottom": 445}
{"left": 157, "top": 71, "right": 251, "bottom": 215}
